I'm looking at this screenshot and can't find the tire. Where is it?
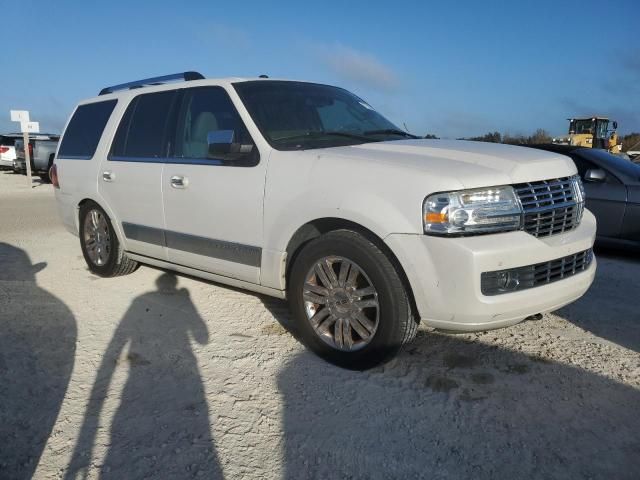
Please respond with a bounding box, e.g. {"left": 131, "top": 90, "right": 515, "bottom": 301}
{"left": 289, "top": 230, "right": 417, "bottom": 370}
{"left": 39, "top": 155, "right": 54, "bottom": 183}
{"left": 79, "top": 202, "right": 138, "bottom": 277}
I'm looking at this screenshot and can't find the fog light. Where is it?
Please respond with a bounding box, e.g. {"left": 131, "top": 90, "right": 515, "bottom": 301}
{"left": 496, "top": 271, "right": 519, "bottom": 290}
{"left": 481, "top": 269, "right": 523, "bottom": 295}
{"left": 481, "top": 249, "right": 593, "bottom": 296}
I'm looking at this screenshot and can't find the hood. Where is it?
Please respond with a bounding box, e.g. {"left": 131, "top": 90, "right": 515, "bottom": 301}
{"left": 318, "top": 139, "right": 577, "bottom": 189}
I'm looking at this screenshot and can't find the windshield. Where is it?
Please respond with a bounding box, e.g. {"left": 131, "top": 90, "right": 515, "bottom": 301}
{"left": 233, "top": 80, "right": 409, "bottom": 150}
{"left": 570, "top": 119, "right": 594, "bottom": 135}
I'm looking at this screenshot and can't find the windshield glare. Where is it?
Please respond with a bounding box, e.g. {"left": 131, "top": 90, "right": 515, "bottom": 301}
{"left": 234, "top": 81, "right": 402, "bottom": 150}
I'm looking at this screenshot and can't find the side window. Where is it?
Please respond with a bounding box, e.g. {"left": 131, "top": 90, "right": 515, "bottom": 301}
{"left": 172, "top": 87, "right": 258, "bottom": 166}
{"left": 58, "top": 100, "right": 117, "bottom": 159}
{"left": 111, "top": 91, "right": 177, "bottom": 159}
{"left": 571, "top": 156, "right": 595, "bottom": 178}
{"left": 573, "top": 154, "right": 621, "bottom": 185}
{"left": 0, "top": 136, "right": 16, "bottom": 147}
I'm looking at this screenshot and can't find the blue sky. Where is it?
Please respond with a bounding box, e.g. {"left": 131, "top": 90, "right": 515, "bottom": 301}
{"left": 1, "top": 0, "right": 638, "bottom": 138}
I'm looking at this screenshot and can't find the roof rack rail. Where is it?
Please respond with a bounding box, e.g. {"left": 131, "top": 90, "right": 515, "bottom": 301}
{"left": 98, "top": 71, "right": 205, "bottom": 96}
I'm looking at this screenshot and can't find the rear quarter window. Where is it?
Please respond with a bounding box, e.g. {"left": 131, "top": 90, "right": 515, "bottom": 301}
{"left": 58, "top": 100, "right": 117, "bottom": 159}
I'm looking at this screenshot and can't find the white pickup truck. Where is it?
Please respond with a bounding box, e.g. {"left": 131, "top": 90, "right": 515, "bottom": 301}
{"left": 52, "top": 72, "right": 596, "bottom": 369}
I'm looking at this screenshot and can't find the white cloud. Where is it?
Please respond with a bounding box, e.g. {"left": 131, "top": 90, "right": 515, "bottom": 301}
{"left": 317, "top": 44, "right": 400, "bottom": 91}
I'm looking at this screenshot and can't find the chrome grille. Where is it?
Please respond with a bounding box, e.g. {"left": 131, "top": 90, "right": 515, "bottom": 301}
{"left": 513, "top": 176, "right": 584, "bottom": 238}
{"left": 530, "top": 249, "right": 593, "bottom": 287}
{"left": 481, "top": 249, "right": 594, "bottom": 295}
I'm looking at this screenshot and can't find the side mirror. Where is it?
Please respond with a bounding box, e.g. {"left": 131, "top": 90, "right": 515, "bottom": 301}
{"left": 584, "top": 168, "right": 606, "bottom": 183}
{"left": 207, "top": 130, "right": 235, "bottom": 156}
{"left": 612, "top": 121, "right": 618, "bottom": 130}
{"left": 207, "top": 130, "right": 254, "bottom": 158}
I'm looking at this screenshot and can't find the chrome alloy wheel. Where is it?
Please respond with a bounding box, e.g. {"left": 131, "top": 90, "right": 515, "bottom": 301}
{"left": 303, "top": 256, "right": 380, "bottom": 351}
{"left": 83, "top": 209, "right": 111, "bottom": 266}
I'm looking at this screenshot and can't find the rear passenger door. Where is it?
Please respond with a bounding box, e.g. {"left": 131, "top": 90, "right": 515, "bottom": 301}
{"left": 161, "top": 86, "right": 266, "bottom": 284}
{"left": 99, "top": 90, "right": 178, "bottom": 260}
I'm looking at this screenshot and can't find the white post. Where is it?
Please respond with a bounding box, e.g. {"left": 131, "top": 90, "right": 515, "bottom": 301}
{"left": 23, "top": 131, "right": 32, "bottom": 187}
{"left": 10, "top": 111, "right": 39, "bottom": 188}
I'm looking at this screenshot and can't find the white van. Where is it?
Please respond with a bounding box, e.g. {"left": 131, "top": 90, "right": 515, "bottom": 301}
{"left": 52, "top": 72, "right": 596, "bottom": 368}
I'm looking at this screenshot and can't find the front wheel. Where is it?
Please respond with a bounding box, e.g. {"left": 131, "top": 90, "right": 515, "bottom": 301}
{"left": 79, "top": 202, "right": 138, "bottom": 277}
{"left": 289, "top": 230, "right": 417, "bottom": 370}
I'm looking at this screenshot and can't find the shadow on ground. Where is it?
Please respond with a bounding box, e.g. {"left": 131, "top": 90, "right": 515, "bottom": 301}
{"left": 557, "top": 247, "right": 640, "bottom": 352}
{"left": 65, "top": 273, "right": 223, "bottom": 479}
{"left": 0, "top": 169, "right": 48, "bottom": 186}
{"left": 261, "top": 250, "right": 640, "bottom": 479}
{"left": 276, "top": 329, "right": 640, "bottom": 479}
{"left": 0, "top": 243, "right": 77, "bottom": 479}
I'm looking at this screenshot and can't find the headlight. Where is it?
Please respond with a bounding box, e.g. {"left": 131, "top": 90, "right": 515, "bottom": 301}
{"left": 423, "top": 186, "right": 522, "bottom": 235}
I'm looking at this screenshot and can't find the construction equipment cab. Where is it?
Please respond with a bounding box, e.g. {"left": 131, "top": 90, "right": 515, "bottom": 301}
{"left": 553, "top": 117, "right": 621, "bottom": 154}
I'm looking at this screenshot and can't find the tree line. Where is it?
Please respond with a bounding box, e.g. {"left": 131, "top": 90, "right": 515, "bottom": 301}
{"left": 620, "top": 133, "right": 640, "bottom": 152}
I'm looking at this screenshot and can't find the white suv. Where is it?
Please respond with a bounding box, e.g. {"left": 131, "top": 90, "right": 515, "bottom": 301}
{"left": 52, "top": 72, "right": 596, "bottom": 369}
{"left": 0, "top": 134, "right": 21, "bottom": 169}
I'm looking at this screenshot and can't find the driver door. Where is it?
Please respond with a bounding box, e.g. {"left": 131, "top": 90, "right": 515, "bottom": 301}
{"left": 161, "top": 86, "right": 266, "bottom": 284}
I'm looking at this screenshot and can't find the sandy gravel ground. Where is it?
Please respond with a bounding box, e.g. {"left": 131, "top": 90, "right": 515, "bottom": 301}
{"left": 0, "top": 170, "right": 639, "bottom": 480}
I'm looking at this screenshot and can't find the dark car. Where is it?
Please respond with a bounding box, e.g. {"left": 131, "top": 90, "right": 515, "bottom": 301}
{"left": 530, "top": 144, "right": 640, "bottom": 249}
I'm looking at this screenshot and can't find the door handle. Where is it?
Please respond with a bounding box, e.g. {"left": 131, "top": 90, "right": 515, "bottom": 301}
{"left": 170, "top": 175, "right": 188, "bottom": 189}
{"left": 102, "top": 171, "right": 115, "bottom": 182}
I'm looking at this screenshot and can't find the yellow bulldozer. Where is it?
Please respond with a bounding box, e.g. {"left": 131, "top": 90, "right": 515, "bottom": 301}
{"left": 552, "top": 117, "right": 622, "bottom": 153}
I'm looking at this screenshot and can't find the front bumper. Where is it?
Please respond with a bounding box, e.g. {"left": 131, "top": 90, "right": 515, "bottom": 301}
{"left": 385, "top": 209, "right": 597, "bottom": 331}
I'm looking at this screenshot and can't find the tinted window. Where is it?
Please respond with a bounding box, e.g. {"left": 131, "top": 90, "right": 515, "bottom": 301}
{"left": 577, "top": 148, "right": 640, "bottom": 182}
{"left": 0, "top": 136, "right": 17, "bottom": 146}
{"left": 571, "top": 156, "right": 597, "bottom": 177}
{"left": 172, "top": 87, "right": 257, "bottom": 165}
{"left": 570, "top": 152, "right": 620, "bottom": 184}
{"left": 58, "top": 100, "right": 116, "bottom": 159}
{"left": 111, "top": 91, "right": 177, "bottom": 158}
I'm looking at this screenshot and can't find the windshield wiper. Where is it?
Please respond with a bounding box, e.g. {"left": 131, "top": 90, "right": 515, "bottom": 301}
{"left": 363, "top": 129, "right": 418, "bottom": 139}
{"left": 273, "top": 131, "right": 374, "bottom": 143}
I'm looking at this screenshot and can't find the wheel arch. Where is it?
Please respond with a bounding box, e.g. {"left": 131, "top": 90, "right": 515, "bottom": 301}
{"left": 284, "top": 217, "right": 420, "bottom": 322}
{"left": 77, "top": 197, "right": 127, "bottom": 246}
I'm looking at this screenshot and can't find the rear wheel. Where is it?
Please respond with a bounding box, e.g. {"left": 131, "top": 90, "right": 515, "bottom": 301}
{"left": 79, "top": 202, "right": 138, "bottom": 277}
{"left": 39, "top": 155, "right": 55, "bottom": 183}
{"left": 289, "top": 230, "right": 417, "bottom": 370}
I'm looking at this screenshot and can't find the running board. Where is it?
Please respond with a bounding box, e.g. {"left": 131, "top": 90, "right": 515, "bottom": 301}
{"left": 126, "top": 252, "right": 287, "bottom": 300}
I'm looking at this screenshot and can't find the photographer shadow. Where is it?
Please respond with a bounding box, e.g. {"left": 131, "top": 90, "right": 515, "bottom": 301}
{"left": 0, "top": 243, "right": 77, "bottom": 480}
{"left": 65, "top": 273, "right": 223, "bottom": 479}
